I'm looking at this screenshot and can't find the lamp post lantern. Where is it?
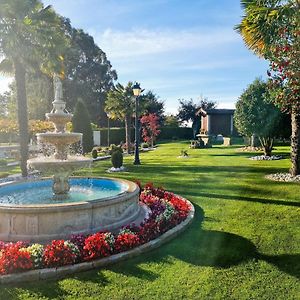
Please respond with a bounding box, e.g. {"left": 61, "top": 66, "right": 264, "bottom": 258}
{"left": 132, "top": 82, "right": 142, "bottom": 165}
{"left": 106, "top": 112, "right": 112, "bottom": 147}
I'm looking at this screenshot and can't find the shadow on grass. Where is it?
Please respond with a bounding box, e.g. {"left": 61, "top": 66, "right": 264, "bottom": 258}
{"left": 186, "top": 191, "right": 300, "bottom": 207}
{"left": 165, "top": 206, "right": 300, "bottom": 278}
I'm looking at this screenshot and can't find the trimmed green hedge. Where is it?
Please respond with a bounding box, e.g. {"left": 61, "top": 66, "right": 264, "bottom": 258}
{"left": 159, "top": 127, "right": 193, "bottom": 140}
{"left": 96, "top": 127, "right": 193, "bottom": 146}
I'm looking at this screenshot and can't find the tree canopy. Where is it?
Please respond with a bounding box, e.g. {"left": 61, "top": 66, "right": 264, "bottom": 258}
{"left": 234, "top": 78, "right": 284, "bottom": 156}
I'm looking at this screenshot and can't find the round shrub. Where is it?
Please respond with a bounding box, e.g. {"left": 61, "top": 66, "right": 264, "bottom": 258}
{"left": 91, "top": 148, "right": 98, "bottom": 159}
{"left": 141, "top": 142, "right": 149, "bottom": 149}
{"left": 111, "top": 150, "right": 123, "bottom": 168}
{"left": 109, "top": 144, "right": 123, "bottom": 155}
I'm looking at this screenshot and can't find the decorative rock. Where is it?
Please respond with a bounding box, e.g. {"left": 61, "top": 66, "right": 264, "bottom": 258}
{"left": 266, "top": 173, "right": 300, "bottom": 182}
{"left": 249, "top": 155, "right": 282, "bottom": 161}
{"left": 237, "top": 146, "right": 263, "bottom": 152}
{"left": 107, "top": 166, "right": 126, "bottom": 172}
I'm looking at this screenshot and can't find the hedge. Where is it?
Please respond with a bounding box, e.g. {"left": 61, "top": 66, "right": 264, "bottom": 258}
{"left": 95, "top": 127, "right": 193, "bottom": 146}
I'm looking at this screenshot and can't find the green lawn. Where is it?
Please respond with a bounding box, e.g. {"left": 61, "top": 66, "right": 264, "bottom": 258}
{"left": 1, "top": 142, "right": 299, "bottom": 299}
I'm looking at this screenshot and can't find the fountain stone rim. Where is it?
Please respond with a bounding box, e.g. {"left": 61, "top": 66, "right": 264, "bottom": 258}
{"left": 0, "top": 177, "right": 139, "bottom": 211}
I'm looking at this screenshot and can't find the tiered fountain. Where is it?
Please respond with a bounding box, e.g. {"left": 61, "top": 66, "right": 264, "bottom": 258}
{"left": 0, "top": 76, "right": 144, "bottom": 242}
{"left": 28, "top": 75, "right": 92, "bottom": 195}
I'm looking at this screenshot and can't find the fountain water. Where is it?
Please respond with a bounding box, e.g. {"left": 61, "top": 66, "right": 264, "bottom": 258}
{"left": 0, "top": 75, "right": 144, "bottom": 242}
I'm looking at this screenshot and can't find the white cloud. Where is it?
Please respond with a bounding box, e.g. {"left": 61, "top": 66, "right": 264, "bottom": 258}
{"left": 0, "top": 76, "right": 13, "bottom": 94}
{"left": 96, "top": 28, "right": 239, "bottom": 59}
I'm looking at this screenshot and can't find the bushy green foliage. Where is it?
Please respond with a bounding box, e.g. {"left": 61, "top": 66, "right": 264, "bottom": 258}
{"left": 91, "top": 149, "right": 98, "bottom": 159}
{"left": 72, "top": 100, "right": 94, "bottom": 153}
{"left": 141, "top": 142, "right": 149, "bottom": 149}
{"left": 109, "top": 144, "right": 123, "bottom": 155}
{"left": 159, "top": 127, "right": 193, "bottom": 140}
{"left": 234, "top": 78, "right": 284, "bottom": 155}
{"left": 111, "top": 150, "right": 123, "bottom": 168}
{"left": 0, "top": 159, "right": 7, "bottom": 167}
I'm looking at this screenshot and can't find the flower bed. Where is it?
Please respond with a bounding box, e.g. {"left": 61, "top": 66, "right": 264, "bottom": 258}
{"left": 0, "top": 183, "right": 192, "bottom": 276}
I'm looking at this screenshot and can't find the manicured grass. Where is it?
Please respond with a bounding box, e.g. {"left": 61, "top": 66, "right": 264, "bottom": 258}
{"left": 1, "top": 142, "right": 299, "bottom": 299}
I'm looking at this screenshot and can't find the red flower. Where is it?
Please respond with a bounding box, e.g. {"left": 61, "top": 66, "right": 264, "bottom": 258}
{"left": 83, "top": 233, "right": 111, "bottom": 261}
{"left": 0, "top": 243, "right": 32, "bottom": 275}
{"left": 43, "top": 240, "right": 78, "bottom": 267}
{"left": 114, "top": 233, "right": 140, "bottom": 253}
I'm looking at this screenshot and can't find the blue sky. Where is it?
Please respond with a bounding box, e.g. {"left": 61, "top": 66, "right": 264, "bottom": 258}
{"left": 0, "top": 0, "right": 269, "bottom": 114}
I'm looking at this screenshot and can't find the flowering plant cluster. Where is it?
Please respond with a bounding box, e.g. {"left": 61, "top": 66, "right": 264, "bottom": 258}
{"left": 140, "top": 113, "right": 161, "bottom": 148}
{"left": 0, "top": 183, "right": 191, "bottom": 275}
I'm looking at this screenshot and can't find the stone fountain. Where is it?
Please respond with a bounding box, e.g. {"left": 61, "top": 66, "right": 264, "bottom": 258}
{"left": 0, "top": 75, "right": 144, "bottom": 242}
{"left": 28, "top": 75, "right": 92, "bottom": 195}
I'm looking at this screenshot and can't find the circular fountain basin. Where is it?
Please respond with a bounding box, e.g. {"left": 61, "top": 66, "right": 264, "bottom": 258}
{"left": 0, "top": 177, "right": 143, "bottom": 242}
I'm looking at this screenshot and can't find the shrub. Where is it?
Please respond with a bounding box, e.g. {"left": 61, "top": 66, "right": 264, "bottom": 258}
{"left": 111, "top": 150, "right": 123, "bottom": 168}
{"left": 0, "top": 172, "right": 9, "bottom": 178}
{"left": 91, "top": 148, "right": 98, "bottom": 159}
{"left": 141, "top": 142, "right": 149, "bottom": 149}
{"left": 109, "top": 144, "right": 123, "bottom": 155}
{"left": 0, "top": 159, "right": 7, "bottom": 167}
{"left": 43, "top": 240, "right": 79, "bottom": 267}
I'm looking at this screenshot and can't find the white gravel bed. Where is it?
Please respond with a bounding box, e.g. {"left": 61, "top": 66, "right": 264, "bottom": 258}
{"left": 265, "top": 173, "right": 300, "bottom": 182}
{"left": 249, "top": 155, "right": 282, "bottom": 161}
{"left": 107, "top": 166, "right": 126, "bottom": 173}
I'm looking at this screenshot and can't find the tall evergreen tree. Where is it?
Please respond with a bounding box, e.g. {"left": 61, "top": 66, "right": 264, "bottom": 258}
{"left": 72, "top": 100, "right": 93, "bottom": 153}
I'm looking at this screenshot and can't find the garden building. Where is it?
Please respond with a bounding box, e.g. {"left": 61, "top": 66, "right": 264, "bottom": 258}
{"left": 197, "top": 108, "right": 237, "bottom": 136}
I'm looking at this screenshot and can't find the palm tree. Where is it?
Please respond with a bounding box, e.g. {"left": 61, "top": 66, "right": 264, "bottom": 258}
{"left": 235, "top": 0, "right": 300, "bottom": 175}
{"left": 105, "top": 82, "right": 135, "bottom": 154}
{"left": 0, "top": 0, "right": 68, "bottom": 176}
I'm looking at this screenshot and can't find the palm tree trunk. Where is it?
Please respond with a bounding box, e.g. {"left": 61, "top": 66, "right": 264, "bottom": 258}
{"left": 258, "top": 136, "right": 273, "bottom": 156}
{"left": 14, "top": 59, "right": 29, "bottom": 177}
{"left": 290, "top": 108, "right": 300, "bottom": 176}
{"left": 124, "top": 114, "right": 131, "bottom": 154}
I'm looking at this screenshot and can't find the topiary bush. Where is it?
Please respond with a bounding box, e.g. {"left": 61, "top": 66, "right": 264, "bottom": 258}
{"left": 109, "top": 144, "right": 123, "bottom": 155}
{"left": 141, "top": 142, "right": 149, "bottom": 149}
{"left": 91, "top": 148, "right": 98, "bottom": 159}
{"left": 111, "top": 150, "right": 123, "bottom": 168}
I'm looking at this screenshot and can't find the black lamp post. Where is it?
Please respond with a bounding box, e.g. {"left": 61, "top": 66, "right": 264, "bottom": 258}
{"left": 132, "top": 82, "right": 142, "bottom": 165}
{"left": 106, "top": 112, "right": 112, "bottom": 147}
